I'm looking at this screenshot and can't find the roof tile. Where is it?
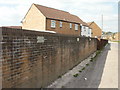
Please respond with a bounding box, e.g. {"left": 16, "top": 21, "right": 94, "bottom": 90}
{"left": 34, "top": 4, "right": 87, "bottom": 26}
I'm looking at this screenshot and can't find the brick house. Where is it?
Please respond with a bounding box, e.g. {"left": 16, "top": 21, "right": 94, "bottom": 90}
{"left": 22, "top": 3, "right": 89, "bottom": 36}
{"left": 87, "top": 21, "right": 102, "bottom": 38}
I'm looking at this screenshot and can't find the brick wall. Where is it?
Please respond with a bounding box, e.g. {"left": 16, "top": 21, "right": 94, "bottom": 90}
{"left": 97, "top": 38, "right": 108, "bottom": 50}
{"left": 1, "top": 27, "right": 98, "bottom": 88}
{"left": 0, "top": 28, "right": 2, "bottom": 90}
{"left": 46, "top": 18, "right": 81, "bottom": 36}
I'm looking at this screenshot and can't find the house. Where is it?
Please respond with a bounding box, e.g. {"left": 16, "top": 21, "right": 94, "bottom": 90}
{"left": 81, "top": 22, "right": 92, "bottom": 37}
{"left": 101, "top": 32, "right": 117, "bottom": 41}
{"left": 87, "top": 22, "right": 102, "bottom": 38}
{"left": 101, "top": 34, "right": 113, "bottom": 41}
{"left": 113, "top": 32, "right": 120, "bottom": 41}
{"left": 22, "top": 3, "right": 89, "bottom": 36}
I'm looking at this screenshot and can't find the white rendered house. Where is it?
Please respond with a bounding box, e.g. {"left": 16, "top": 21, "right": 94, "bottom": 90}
{"left": 81, "top": 25, "right": 92, "bottom": 37}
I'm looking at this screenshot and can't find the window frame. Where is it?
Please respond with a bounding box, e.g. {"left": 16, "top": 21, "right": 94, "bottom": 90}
{"left": 88, "top": 29, "right": 90, "bottom": 34}
{"left": 70, "top": 23, "right": 72, "bottom": 29}
{"left": 83, "top": 26, "right": 86, "bottom": 29}
{"left": 60, "top": 21, "right": 62, "bottom": 28}
{"left": 51, "top": 20, "right": 56, "bottom": 28}
{"left": 75, "top": 24, "right": 78, "bottom": 30}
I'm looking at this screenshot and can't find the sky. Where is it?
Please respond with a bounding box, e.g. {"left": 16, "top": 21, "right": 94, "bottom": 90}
{"left": 0, "top": 0, "right": 119, "bottom": 32}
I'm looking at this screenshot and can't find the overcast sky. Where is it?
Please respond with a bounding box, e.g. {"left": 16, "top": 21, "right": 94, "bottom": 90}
{"left": 0, "top": 0, "right": 118, "bottom": 32}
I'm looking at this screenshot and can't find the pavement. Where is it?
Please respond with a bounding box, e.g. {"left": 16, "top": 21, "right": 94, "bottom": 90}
{"left": 99, "top": 42, "right": 118, "bottom": 88}
{"left": 48, "top": 42, "right": 118, "bottom": 88}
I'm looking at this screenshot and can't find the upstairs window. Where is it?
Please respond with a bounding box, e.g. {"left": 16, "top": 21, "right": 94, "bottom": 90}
{"left": 70, "top": 23, "right": 72, "bottom": 29}
{"left": 75, "top": 24, "right": 78, "bottom": 30}
{"left": 88, "top": 29, "right": 90, "bottom": 34}
{"left": 83, "top": 26, "right": 86, "bottom": 29}
{"left": 88, "top": 28, "right": 92, "bottom": 34}
{"left": 60, "top": 21, "right": 62, "bottom": 28}
{"left": 80, "top": 24, "right": 82, "bottom": 29}
{"left": 51, "top": 20, "right": 56, "bottom": 28}
{"left": 81, "top": 26, "right": 84, "bottom": 30}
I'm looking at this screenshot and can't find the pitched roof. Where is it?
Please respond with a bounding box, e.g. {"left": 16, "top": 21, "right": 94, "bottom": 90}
{"left": 34, "top": 4, "right": 88, "bottom": 26}
{"left": 83, "top": 22, "right": 89, "bottom": 26}
{"left": 87, "top": 22, "right": 94, "bottom": 26}
{"left": 87, "top": 21, "right": 102, "bottom": 30}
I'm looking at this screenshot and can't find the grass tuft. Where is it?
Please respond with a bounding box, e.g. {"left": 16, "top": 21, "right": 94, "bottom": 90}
{"left": 86, "top": 63, "right": 89, "bottom": 66}
{"left": 90, "top": 59, "right": 93, "bottom": 62}
{"left": 82, "top": 67, "right": 85, "bottom": 70}
{"left": 73, "top": 73, "right": 79, "bottom": 77}
{"left": 58, "top": 75, "right": 61, "bottom": 78}
{"left": 79, "top": 70, "right": 82, "bottom": 73}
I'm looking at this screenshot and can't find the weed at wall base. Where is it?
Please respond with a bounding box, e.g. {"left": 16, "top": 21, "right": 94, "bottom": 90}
{"left": 73, "top": 73, "right": 79, "bottom": 77}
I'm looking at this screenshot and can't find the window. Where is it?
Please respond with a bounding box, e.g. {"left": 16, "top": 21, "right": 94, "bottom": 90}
{"left": 70, "top": 23, "right": 72, "bottom": 29}
{"left": 75, "top": 24, "right": 78, "bottom": 30}
{"left": 51, "top": 20, "right": 56, "bottom": 28}
{"left": 60, "top": 21, "right": 62, "bottom": 28}
{"left": 88, "top": 29, "right": 90, "bottom": 34}
{"left": 83, "top": 26, "right": 86, "bottom": 29}
{"left": 80, "top": 24, "right": 82, "bottom": 29}
{"left": 88, "top": 28, "right": 91, "bottom": 34}
{"left": 82, "top": 26, "right": 85, "bottom": 30}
